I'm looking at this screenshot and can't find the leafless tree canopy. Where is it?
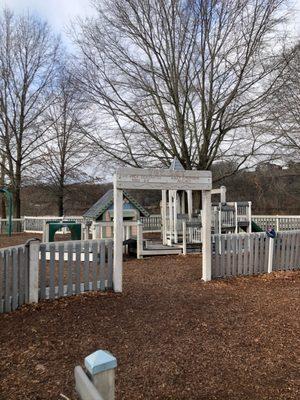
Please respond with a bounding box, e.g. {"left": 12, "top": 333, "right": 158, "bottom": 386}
{"left": 74, "top": 0, "right": 288, "bottom": 172}
{"left": 35, "top": 67, "right": 97, "bottom": 216}
{"left": 0, "top": 9, "right": 61, "bottom": 216}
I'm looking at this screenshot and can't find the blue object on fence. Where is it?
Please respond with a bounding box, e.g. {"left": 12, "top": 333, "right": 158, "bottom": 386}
{"left": 266, "top": 227, "right": 276, "bottom": 238}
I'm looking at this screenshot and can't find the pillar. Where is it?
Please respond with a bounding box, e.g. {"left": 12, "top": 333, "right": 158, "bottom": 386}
{"left": 168, "top": 190, "right": 173, "bottom": 245}
{"left": 162, "top": 190, "right": 167, "bottom": 245}
{"left": 113, "top": 177, "right": 123, "bottom": 293}
{"left": 174, "top": 190, "right": 178, "bottom": 243}
{"left": 187, "top": 190, "right": 193, "bottom": 220}
{"left": 220, "top": 186, "right": 226, "bottom": 203}
{"left": 202, "top": 190, "right": 212, "bottom": 281}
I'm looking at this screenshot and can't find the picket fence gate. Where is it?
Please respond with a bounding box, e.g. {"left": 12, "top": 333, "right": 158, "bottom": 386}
{"left": 212, "top": 230, "right": 300, "bottom": 278}
{"left": 0, "top": 239, "right": 113, "bottom": 313}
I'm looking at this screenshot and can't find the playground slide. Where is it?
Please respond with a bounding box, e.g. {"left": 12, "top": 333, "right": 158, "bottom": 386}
{"left": 240, "top": 221, "right": 264, "bottom": 233}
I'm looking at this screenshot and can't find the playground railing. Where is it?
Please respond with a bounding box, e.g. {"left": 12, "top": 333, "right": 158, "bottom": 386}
{"left": 0, "top": 238, "right": 113, "bottom": 313}
{"left": 212, "top": 230, "right": 300, "bottom": 278}
{"left": 23, "top": 216, "right": 84, "bottom": 233}
{"left": 252, "top": 215, "right": 300, "bottom": 231}
{"left": 141, "top": 214, "right": 161, "bottom": 232}
{"left": 0, "top": 218, "right": 24, "bottom": 234}
{"left": 92, "top": 221, "right": 138, "bottom": 240}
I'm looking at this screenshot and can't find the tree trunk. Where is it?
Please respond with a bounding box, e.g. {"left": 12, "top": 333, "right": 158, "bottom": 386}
{"left": 58, "top": 193, "right": 64, "bottom": 217}
{"left": 0, "top": 161, "right": 6, "bottom": 218}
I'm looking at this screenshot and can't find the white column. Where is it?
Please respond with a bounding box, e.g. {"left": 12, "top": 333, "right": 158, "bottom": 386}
{"left": 220, "top": 186, "right": 226, "bottom": 203}
{"left": 248, "top": 201, "right": 252, "bottom": 233}
{"left": 136, "top": 221, "right": 143, "bottom": 259}
{"left": 174, "top": 190, "right": 178, "bottom": 243}
{"left": 162, "top": 190, "right": 167, "bottom": 245}
{"left": 182, "top": 220, "right": 187, "bottom": 255}
{"left": 202, "top": 190, "right": 212, "bottom": 282}
{"left": 187, "top": 190, "right": 193, "bottom": 219}
{"left": 168, "top": 190, "right": 173, "bottom": 245}
{"left": 181, "top": 191, "right": 186, "bottom": 214}
{"left": 113, "top": 177, "right": 123, "bottom": 293}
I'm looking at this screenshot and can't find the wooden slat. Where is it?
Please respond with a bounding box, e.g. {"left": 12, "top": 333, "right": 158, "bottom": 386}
{"left": 67, "top": 243, "right": 73, "bottom": 296}
{"left": 226, "top": 235, "right": 231, "bottom": 276}
{"left": 12, "top": 248, "right": 18, "bottom": 311}
{"left": 58, "top": 245, "right": 64, "bottom": 297}
{"left": 75, "top": 243, "right": 81, "bottom": 294}
{"left": 214, "top": 236, "right": 220, "bottom": 278}
{"left": 285, "top": 233, "right": 291, "bottom": 271}
{"left": 84, "top": 241, "right": 89, "bottom": 291}
{"left": 107, "top": 240, "right": 113, "bottom": 289}
{"left": 232, "top": 235, "right": 237, "bottom": 276}
{"left": 294, "top": 233, "right": 300, "bottom": 269}
{"left": 289, "top": 233, "right": 296, "bottom": 270}
{"left": 99, "top": 241, "right": 105, "bottom": 290}
{"left": 264, "top": 236, "right": 269, "bottom": 273}
{"left": 24, "top": 246, "right": 29, "bottom": 303}
{"left": 220, "top": 236, "right": 225, "bottom": 277}
{"left": 18, "top": 247, "right": 25, "bottom": 306}
{"left": 49, "top": 244, "right": 56, "bottom": 299}
{"left": 92, "top": 242, "right": 98, "bottom": 291}
{"left": 249, "top": 234, "right": 254, "bottom": 275}
{"left": 237, "top": 236, "right": 243, "bottom": 276}
{"left": 253, "top": 235, "right": 259, "bottom": 274}
{"left": 280, "top": 234, "right": 286, "bottom": 271}
{"left": 4, "top": 250, "right": 11, "bottom": 312}
{"left": 40, "top": 244, "right": 46, "bottom": 300}
{"left": 244, "top": 235, "right": 249, "bottom": 275}
{"left": 0, "top": 252, "right": 4, "bottom": 312}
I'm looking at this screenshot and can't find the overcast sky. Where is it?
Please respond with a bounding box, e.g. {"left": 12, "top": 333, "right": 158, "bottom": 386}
{"left": 2, "top": 0, "right": 300, "bottom": 44}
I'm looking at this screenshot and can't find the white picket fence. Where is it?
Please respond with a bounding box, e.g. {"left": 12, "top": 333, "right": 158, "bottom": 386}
{"left": 212, "top": 230, "right": 300, "bottom": 278}
{"left": 0, "top": 239, "right": 113, "bottom": 313}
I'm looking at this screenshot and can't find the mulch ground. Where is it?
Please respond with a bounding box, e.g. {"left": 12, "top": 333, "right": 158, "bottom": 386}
{"left": 0, "top": 254, "right": 299, "bottom": 400}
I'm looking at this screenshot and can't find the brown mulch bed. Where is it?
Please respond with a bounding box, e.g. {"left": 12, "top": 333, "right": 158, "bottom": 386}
{"left": 0, "top": 255, "right": 300, "bottom": 400}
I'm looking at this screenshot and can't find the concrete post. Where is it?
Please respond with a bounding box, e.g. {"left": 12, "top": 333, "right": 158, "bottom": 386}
{"left": 113, "top": 176, "right": 123, "bottom": 293}
{"left": 85, "top": 350, "right": 117, "bottom": 400}
{"left": 27, "top": 239, "right": 41, "bottom": 303}
{"left": 202, "top": 190, "right": 212, "bottom": 282}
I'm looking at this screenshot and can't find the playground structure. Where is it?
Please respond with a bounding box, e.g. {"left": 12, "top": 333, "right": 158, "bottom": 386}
{"left": 42, "top": 220, "right": 83, "bottom": 242}
{"left": 87, "top": 159, "right": 255, "bottom": 259}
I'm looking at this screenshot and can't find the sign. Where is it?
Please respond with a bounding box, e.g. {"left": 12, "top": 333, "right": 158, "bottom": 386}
{"left": 114, "top": 168, "right": 212, "bottom": 190}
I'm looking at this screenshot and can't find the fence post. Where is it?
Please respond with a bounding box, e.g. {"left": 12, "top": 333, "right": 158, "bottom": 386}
{"left": 26, "top": 239, "right": 41, "bottom": 303}
{"left": 85, "top": 350, "right": 117, "bottom": 400}
{"left": 268, "top": 237, "right": 274, "bottom": 274}
{"left": 137, "top": 221, "right": 143, "bottom": 259}
{"left": 276, "top": 216, "right": 279, "bottom": 232}
{"left": 182, "top": 220, "right": 187, "bottom": 255}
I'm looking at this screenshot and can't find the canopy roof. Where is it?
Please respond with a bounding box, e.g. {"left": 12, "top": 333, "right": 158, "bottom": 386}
{"left": 169, "top": 157, "right": 185, "bottom": 171}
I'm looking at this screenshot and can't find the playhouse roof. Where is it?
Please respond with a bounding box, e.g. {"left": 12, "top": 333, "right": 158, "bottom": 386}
{"left": 83, "top": 189, "right": 150, "bottom": 220}
{"left": 169, "top": 157, "right": 185, "bottom": 171}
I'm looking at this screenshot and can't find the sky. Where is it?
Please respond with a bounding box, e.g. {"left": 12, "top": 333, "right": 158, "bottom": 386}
{"left": 2, "top": 0, "right": 300, "bottom": 43}
{"left": 1, "top": 0, "right": 95, "bottom": 47}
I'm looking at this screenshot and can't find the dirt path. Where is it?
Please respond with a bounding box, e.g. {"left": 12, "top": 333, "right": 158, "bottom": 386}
{"left": 0, "top": 254, "right": 299, "bottom": 400}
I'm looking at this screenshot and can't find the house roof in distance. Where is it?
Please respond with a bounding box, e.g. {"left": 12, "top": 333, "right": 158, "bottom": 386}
{"left": 83, "top": 189, "right": 150, "bottom": 220}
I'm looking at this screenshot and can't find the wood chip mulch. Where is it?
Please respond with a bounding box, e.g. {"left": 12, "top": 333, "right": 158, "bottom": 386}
{"left": 0, "top": 254, "right": 299, "bottom": 400}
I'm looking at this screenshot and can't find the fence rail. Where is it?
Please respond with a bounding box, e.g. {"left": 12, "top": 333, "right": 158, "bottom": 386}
{"left": 212, "top": 230, "right": 300, "bottom": 278}
{"left": 252, "top": 215, "right": 300, "bottom": 231}
{"left": 0, "top": 239, "right": 113, "bottom": 313}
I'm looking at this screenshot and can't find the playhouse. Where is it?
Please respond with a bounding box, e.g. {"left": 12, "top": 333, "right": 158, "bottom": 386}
{"left": 83, "top": 189, "right": 149, "bottom": 239}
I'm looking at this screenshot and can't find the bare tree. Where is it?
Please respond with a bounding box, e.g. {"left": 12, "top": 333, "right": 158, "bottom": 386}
{"left": 34, "top": 68, "right": 97, "bottom": 216}
{"left": 0, "top": 9, "right": 61, "bottom": 217}
{"left": 73, "top": 0, "right": 288, "bottom": 174}
{"left": 265, "top": 43, "right": 300, "bottom": 163}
